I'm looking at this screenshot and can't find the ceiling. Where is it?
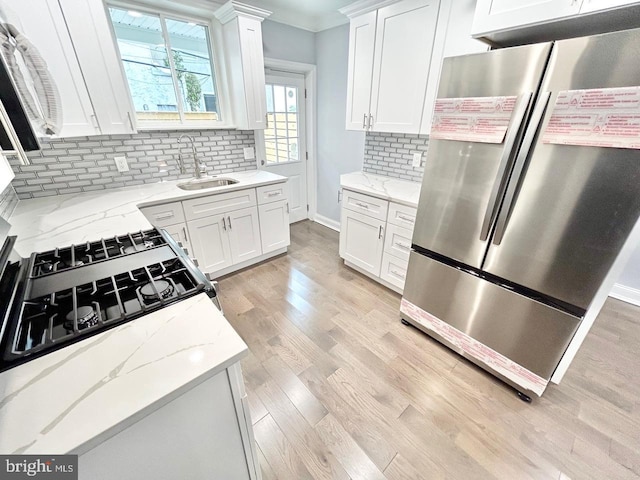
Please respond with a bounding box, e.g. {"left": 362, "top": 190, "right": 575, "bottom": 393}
{"left": 240, "top": 0, "right": 359, "bottom": 32}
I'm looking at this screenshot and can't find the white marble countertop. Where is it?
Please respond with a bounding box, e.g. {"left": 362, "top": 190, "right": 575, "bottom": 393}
{"left": 0, "top": 170, "right": 285, "bottom": 455}
{"left": 340, "top": 171, "right": 422, "bottom": 208}
{"left": 9, "top": 169, "right": 286, "bottom": 255}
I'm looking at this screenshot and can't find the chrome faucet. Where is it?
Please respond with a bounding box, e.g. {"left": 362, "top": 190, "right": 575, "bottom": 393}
{"left": 178, "top": 134, "right": 207, "bottom": 179}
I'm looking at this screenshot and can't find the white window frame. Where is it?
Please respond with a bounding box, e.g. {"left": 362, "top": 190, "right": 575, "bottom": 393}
{"left": 104, "top": 0, "right": 233, "bottom": 130}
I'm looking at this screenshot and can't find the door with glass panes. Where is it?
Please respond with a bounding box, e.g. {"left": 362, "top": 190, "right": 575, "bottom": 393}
{"left": 256, "top": 73, "right": 308, "bottom": 223}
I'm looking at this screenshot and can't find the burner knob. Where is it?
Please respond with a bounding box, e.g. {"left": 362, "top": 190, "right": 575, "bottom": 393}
{"left": 177, "top": 242, "right": 184, "bottom": 248}
{"left": 191, "top": 258, "right": 200, "bottom": 267}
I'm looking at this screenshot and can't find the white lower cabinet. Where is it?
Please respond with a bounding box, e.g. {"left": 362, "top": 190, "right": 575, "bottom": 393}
{"left": 188, "top": 214, "right": 234, "bottom": 273}
{"left": 339, "top": 188, "right": 416, "bottom": 293}
{"left": 340, "top": 207, "right": 386, "bottom": 276}
{"left": 258, "top": 200, "right": 291, "bottom": 253}
{"left": 140, "top": 182, "right": 289, "bottom": 278}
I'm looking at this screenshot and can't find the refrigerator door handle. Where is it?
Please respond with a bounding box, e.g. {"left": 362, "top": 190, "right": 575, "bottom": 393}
{"left": 493, "top": 91, "right": 552, "bottom": 246}
{"left": 479, "top": 92, "right": 533, "bottom": 241}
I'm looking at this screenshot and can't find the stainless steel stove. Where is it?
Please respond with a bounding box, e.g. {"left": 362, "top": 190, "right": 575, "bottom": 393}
{"left": 0, "top": 218, "right": 220, "bottom": 373}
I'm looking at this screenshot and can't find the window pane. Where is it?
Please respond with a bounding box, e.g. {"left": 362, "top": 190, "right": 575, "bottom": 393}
{"left": 288, "top": 138, "right": 299, "bottom": 161}
{"left": 265, "top": 85, "right": 274, "bottom": 112}
{"left": 273, "top": 86, "right": 286, "bottom": 112}
{"left": 286, "top": 87, "right": 297, "bottom": 112}
{"left": 109, "top": 8, "right": 180, "bottom": 121}
{"left": 165, "top": 18, "right": 219, "bottom": 121}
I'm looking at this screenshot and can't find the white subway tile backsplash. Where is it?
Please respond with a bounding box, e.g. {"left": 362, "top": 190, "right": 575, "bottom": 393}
{"left": 363, "top": 132, "right": 428, "bottom": 183}
{"left": 10, "top": 129, "right": 256, "bottom": 199}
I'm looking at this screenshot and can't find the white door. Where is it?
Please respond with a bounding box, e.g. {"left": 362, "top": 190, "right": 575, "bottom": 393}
{"left": 227, "top": 206, "right": 262, "bottom": 264}
{"left": 187, "top": 215, "right": 233, "bottom": 273}
{"left": 369, "top": 0, "right": 439, "bottom": 134}
{"left": 339, "top": 208, "right": 385, "bottom": 276}
{"left": 256, "top": 73, "right": 308, "bottom": 223}
{"left": 163, "top": 223, "right": 192, "bottom": 256}
{"left": 258, "top": 200, "right": 291, "bottom": 254}
{"left": 472, "top": 0, "right": 584, "bottom": 35}
{"left": 345, "top": 11, "right": 377, "bottom": 131}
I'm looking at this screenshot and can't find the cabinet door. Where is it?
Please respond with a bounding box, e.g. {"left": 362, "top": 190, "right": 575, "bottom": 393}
{"left": 345, "top": 11, "right": 377, "bottom": 131}
{"left": 580, "top": 0, "right": 639, "bottom": 12}
{"left": 258, "top": 200, "right": 290, "bottom": 254}
{"left": 59, "top": 0, "right": 136, "bottom": 135}
{"left": 1, "top": 0, "right": 99, "bottom": 138}
{"left": 163, "top": 223, "right": 192, "bottom": 257}
{"left": 339, "top": 208, "right": 385, "bottom": 276}
{"left": 227, "top": 206, "right": 263, "bottom": 264}
{"left": 471, "top": 0, "right": 583, "bottom": 36}
{"left": 238, "top": 16, "right": 267, "bottom": 130}
{"left": 187, "top": 215, "right": 233, "bottom": 274}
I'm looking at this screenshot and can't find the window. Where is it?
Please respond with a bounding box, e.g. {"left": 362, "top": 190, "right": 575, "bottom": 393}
{"left": 264, "top": 83, "right": 300, "bottom": 164}
{"left": 107, "top": 6, "right": 221, "bottom": 126}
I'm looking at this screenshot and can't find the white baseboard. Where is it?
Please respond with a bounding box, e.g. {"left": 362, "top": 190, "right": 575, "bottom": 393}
{"left": 609, "top": 283, "right": 640, "bottom": 307}
{"left": 313, "top": 214, "right": 340, "bottom": 232}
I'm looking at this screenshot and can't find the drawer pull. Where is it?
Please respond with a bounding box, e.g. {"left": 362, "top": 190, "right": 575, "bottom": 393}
{"left": 378, "top": 225, "right": 384, "bottom": 239}
{"left": 154, "top": 212, "right": 175, "bottom": 220}
{"left": 397, "top": 214, "right": 415, "bottom": 223}
{"left": 390, "top": 268, "right": 406, "bottom": 279}
{"left": 267, "top": 191, "right": 281, "bottom": 197}
{"left": 355, "top": 202, "right": 370, "bottom": 209}
{"left": 395, "top": 242, "right": 410, "bottom": 250}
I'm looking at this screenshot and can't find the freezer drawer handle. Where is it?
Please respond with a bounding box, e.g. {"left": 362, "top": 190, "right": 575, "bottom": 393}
{"left": 493, "top": 91, "right": 552, "bottom": 246}
{"left": 480, "top": 92, "right": 532, "bottom": 241}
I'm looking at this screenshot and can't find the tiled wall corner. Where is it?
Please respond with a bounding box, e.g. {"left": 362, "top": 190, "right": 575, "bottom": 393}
{"left": 363, "top": 132, "right": 428, "bottom": 183}
{"left": 9, "top": 129, "right": 256, "bottom": 199}
{"left": 0, "top": 185, "right": 19, "bottom": 221}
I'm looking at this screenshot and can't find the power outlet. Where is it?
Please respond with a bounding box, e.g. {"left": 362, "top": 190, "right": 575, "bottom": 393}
{"left": 412, "top": 152, "right": 422, "bottom": 168}
{"left": 243, "top": 147, "right": 255, "bottom": 160}
{"left": 114, "top": 156, "right": 129, "bottom": 172}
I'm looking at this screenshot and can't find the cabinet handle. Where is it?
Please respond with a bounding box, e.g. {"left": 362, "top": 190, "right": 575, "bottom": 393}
{"left": 395, "top": 242, "right": 410, "bottom": 250}
{"left": 390, "top": 268, "right": 406, "bottom": 279}
{"left": 356, "top": 202, "right": 369, "bottom": 209}
{"left": 154, "top": 212, "right": 174, "bottom": 220}
{"left": 228, "top": 216, "right": 232, "bottom": 230}
{"left": 286, "top": 202, "right": 289, "bottom": 214}
{"left": 338, "top": 190, "right": 343, "bottom": 203}
{"left": 363, "top": 113, "right": 367, "bottom": 129}
{"left": 222, "top": 217, "right": 227, "bottom": 231}
{"left": 378, "top": 225, "right": 384, "bottom": 239}
{"left": 182, "top": 226, "right": 189, "bottom": 242}
{"left": 368, "top": 114, "right": 373, "bottom": 129}
{"left": 267, "top": 191, "right": 280, "bottom": 197}
{"left": 397, "top": 214, "right": 415, "bottom": 223}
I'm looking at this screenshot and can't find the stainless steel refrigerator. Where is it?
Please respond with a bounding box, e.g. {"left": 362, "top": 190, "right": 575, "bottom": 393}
{"left": 401, "top": 28, "right": 640, "bottom": 399}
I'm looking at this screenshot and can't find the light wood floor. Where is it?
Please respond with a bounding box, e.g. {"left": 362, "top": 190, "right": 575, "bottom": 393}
{"left": 218, "top": 220, "right": 640, "bottom": 480}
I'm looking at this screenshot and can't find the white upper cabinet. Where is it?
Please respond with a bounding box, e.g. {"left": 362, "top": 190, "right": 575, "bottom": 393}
{"left": 342, "top": 0, "right": 439, "bottom": 134}
{"left": 420, "top": 0, "right": 488, "bottom": 134}
{"left": 580, "top": 0, "right": 640, "bottom": 12}
{"left": 59, "top": 0, "right": 136, "bottom": 135}
{"left": 369, "top": 0, "right": 439, "bottom": 134}
{"left": 345, "top": 11, "right": 377, "bottom": 131}
{"left": 472, "top": 0, "right": 584, "bottom": 36}
{"left": 215, "top": 1, "right": 270, "bottom": 130}
{"left": 0, "top": 153, "right": 14, "bottom": 193}
{"left": 0, "top": 0, "right": 99, "bottom": 138}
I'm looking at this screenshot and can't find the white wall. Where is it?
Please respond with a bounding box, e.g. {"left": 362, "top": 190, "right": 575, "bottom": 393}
{"left": 261, "top": 20, "right": 316, "bottom": 65}
{"left": 316, "top": 24, "right": 365, "bottom": 225}
{"left": 612, "top": 242, "right": 640, "bottom": 305}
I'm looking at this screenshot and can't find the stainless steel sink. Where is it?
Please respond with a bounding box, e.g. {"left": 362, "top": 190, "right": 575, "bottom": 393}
{"left": 178, "top": 177, "right": 239, "bottom": 190}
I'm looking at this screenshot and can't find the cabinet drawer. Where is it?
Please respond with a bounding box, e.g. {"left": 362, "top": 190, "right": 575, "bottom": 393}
{"left": 256, "top": 183, "right": 287, "bottom": 205}
{"left": 380, "top": 252, "right": 409, "bottom": 291}
{"left": 383, "top": 223, "right": 413, "bottom": 261}
{"left": 387, "top": 202, "right": 417, "bottom": 230}
{"left": 140, "top": 202, "right": 185, "bottom": 228}
{"left": 183, "top": 189, "right": 257, "bottom": 221}
{"left": 342, "top": 189, "right": 389, "bottom": 221}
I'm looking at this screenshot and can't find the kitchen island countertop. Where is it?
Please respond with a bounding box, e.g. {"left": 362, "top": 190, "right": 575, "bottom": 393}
{"left": 0, "top": 170, "right": 285, "bottom": 455}
{"left": 340, "top": 171, "right": 422, "bottom": 207}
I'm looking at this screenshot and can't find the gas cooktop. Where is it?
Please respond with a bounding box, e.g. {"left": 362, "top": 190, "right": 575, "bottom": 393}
{"left": 0, "top": 226, "right": 219, "bottom": 373}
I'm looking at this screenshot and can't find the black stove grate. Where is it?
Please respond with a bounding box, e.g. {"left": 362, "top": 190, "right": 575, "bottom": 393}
{"left": 30, "top": 229, "right": 167, "bottom": 278}
{"left": 11, "top": 257, "right": 204, "bottom": 358}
